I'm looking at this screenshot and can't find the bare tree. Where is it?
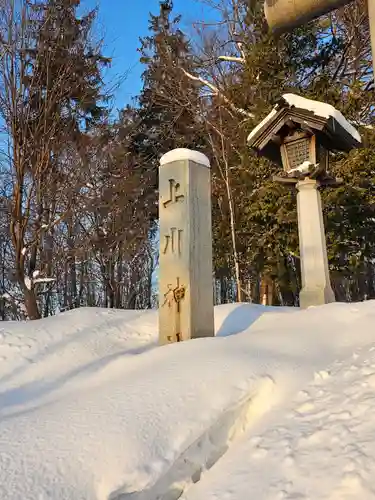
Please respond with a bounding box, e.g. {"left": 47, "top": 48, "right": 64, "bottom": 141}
{"left": 0, "top": 0, "right": 109, "bottom": 319}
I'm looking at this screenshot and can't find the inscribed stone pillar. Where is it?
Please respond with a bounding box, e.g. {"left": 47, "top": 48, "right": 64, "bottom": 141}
{"left": 297, "top": 178, "right": 335, "bottom": 309}
{"left": 158, "top": 148, "right": 215, "bottom": 345}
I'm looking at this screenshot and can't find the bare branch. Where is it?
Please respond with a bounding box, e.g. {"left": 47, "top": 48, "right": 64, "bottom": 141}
{"left": 180, "top": 67, "right": 254, "bottom": 118}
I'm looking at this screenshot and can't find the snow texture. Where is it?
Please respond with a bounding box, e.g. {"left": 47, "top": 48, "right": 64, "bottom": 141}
{"left": 24, "top": 276, "right": 32, "bottom": 290}
{"left": 283, "top": 93, "right": 362, "bottom": 144}
{"left": 247, "top": 108, "right": 278, "bottom": 142}
{"left": 288, "top": 160, "right": 313, "bottom": 175}
{"left": 33, "top": 277, "right": 56, "bottom": 285}
{"left": 247, "top": 93, "right": 361, "bottom": 144}
{"left": 0, "top": 302, "right": 375, "bottom": 500}
{"left": 160, "top": 148, "right": 211, "bottom": 168}
{"left": 183, "top": 327, "right": 375, "bottom": 500}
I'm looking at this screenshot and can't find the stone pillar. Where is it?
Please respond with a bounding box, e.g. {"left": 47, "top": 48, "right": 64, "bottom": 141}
{"left": 158, "top": 148, "right": 215, "bottom": 345}
{"left": 296, "top": 178, "right": 335, "bottom": 308}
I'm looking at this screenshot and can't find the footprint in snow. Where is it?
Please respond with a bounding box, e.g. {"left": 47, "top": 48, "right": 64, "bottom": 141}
{"left": 249, "top": 436, "right": 262, "bottom": 446}
{"left": 328, "top": 410, "right": 352, "bottom": 421}
{"left": 361, "top": 366, "right": 374, "bottom": 376}
{"left": 298, "top": 429, "right": 326, "bottom": 446}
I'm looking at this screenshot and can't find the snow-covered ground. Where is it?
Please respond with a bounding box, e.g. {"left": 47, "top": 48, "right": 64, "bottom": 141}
{"left": 0, "top": 301, "right": 375, "bottom": 499}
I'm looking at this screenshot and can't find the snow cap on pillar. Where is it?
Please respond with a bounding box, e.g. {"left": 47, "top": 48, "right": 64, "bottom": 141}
{"left": 160, "top": 148, "right": 211, "bottom": 168}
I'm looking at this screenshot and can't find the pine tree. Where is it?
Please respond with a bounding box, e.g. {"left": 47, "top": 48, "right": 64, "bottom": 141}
{"left": 200, "top": 0, "right": 329, "bottom": 303}
{"left": 239, "top": 0, "right": 375, "bottom": 303}
{"left": 188, "top": 0, "right": 375, "bottom": 304}
{"left": 132, "top": 0, "right": 205, "bottom": 195}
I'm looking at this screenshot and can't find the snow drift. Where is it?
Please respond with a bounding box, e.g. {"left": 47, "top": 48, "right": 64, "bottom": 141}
{"left": 0, "top": 301, "right": 374, "bottom": 500}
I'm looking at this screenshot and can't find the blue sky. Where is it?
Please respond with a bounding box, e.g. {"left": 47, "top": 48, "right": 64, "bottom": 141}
{"left": 80, "top": 0, "right": 214, "bottom": 111}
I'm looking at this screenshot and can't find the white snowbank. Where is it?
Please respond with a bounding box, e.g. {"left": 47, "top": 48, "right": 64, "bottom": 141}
{"left": 183, "top": 329, "right": 375, "bottom": 500}
{"left": 0, "top": 302, "right": 375, "bottom": 500}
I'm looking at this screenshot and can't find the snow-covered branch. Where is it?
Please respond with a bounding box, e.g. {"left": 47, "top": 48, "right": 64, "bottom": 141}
{"left": 180, "top": 68, "right": 254, "bottom": 118}
{"left": 24, "top": 274, "right": 56, "bottom": 291}
{"left": 217, "top": 55, "right": 245, "bottom": 64}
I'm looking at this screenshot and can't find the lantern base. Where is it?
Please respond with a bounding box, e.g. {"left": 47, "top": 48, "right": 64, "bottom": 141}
{"left": 273, "top": 173, "right": 343, "bottom": 187}
{"left": 297, "top": 179, "right": 336, "bottom": 310}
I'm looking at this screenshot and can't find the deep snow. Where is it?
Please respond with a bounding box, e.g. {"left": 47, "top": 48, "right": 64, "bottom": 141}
{"left": 0, "top": 301, "right": 375, "bottom": 500}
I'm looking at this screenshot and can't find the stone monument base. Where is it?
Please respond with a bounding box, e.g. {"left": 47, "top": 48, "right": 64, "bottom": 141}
{"left": 299, "top": 285, "right": 335, "bottom": 309}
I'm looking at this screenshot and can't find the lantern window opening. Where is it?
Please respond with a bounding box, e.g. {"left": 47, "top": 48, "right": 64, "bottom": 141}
{"left": 280, "top": 134, "right": 316, "bottom": 173}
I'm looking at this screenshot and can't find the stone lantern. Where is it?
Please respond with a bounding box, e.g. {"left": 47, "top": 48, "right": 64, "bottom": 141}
{"left": 248, "top": 93, "right": 361, "bottom": 308}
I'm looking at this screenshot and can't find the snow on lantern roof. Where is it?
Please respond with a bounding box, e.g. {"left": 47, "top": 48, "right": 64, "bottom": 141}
{"left": 247, "top": 94, "right": 361, "bottom": 168}
{"left": 282, "top": 94, "right": 361, "bottom": 144}
{"left": 247, "top": 108, "right": 278, "bottom": 143}
{"left": 247, "top": 93, "right": 361, "bottom": 145}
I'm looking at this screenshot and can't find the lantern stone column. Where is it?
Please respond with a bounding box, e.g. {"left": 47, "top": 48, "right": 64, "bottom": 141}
{"left": 296, "top": 178, "right": 335, "bottom": 308}
{"left": 158, "top": 148, "right": 215, "bottom": 345}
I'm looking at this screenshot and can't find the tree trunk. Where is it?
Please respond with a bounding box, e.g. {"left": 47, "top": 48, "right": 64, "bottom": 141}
{"left": 225, "top": 176, "right": 242, "bottom": 302}
{"left": 260, "top": 275, "right": 274, "bottom": 306}
{"left": 63, "top": 260, "right": 68, "bottom": 310}
{"left": 77, "top": 259, "right": 86, "bottom": 307}
{"left": 67, "top": 217, "right": 77, "bottom": 309}
{"left": 115, "top": 250, "right": 123, "bottom": 309}
{"left": 24, "top": 287, "right": 41, "bottom": 320}
{"left": 108, "top": 284, "right": 115, "bottom": 308}
{"left": 70, "top": 256, "right": 77, "bottom": 308}
{"left": 0, "top": 239, "right": 5, "bottom": 320}
{"left": 367, "top": 263, "right": 375, "bottom": 299}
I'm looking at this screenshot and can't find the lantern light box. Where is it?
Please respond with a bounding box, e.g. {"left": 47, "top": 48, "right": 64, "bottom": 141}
{"left": 247, "top": 93, "right": 361, "bottom": 183}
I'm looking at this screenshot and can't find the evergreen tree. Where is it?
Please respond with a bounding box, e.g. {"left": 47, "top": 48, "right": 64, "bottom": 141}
{"left": 131, "top": 0, "right": 205, "bottom": 199}
{"left": 240, "top": 0, "right": 375, "bottom": 303}
{"left": 202, "top": 0, "right": 331, "bottom": 303}
{"left": 192, "top": 0, "right": 375, "bottom": 304}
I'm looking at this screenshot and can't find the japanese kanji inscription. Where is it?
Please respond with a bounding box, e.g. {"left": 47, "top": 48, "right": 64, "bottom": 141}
{"left": 162, "top": 227, "right": 183, "bottom": 255}
{"left": 159, "top": 149, "right": 215, "bottom": 345}
{"left": 163, "top": 179, "right": 184, "bottom": 208}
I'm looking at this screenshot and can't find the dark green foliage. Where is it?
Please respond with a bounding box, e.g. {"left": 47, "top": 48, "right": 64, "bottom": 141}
{"left": 204, "top": 0, "right": 374, "bottom": 303}
{"left": 26, "top": 0, "right": 111, "bottom": 134}
{"left": 132, "top": 1, "right": 204, "bottom": 168}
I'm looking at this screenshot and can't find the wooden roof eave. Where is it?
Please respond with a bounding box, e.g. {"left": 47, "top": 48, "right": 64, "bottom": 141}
{"left": 249, "top": 104, "right": 361, "bottom": 154}
{"left": 249, "top": 107, "right": 328, "bottom": 151}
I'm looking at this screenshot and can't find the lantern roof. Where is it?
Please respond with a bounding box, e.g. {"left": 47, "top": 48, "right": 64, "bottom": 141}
{"left": 247, "top": 94, "right": 361, "bottom": 167}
